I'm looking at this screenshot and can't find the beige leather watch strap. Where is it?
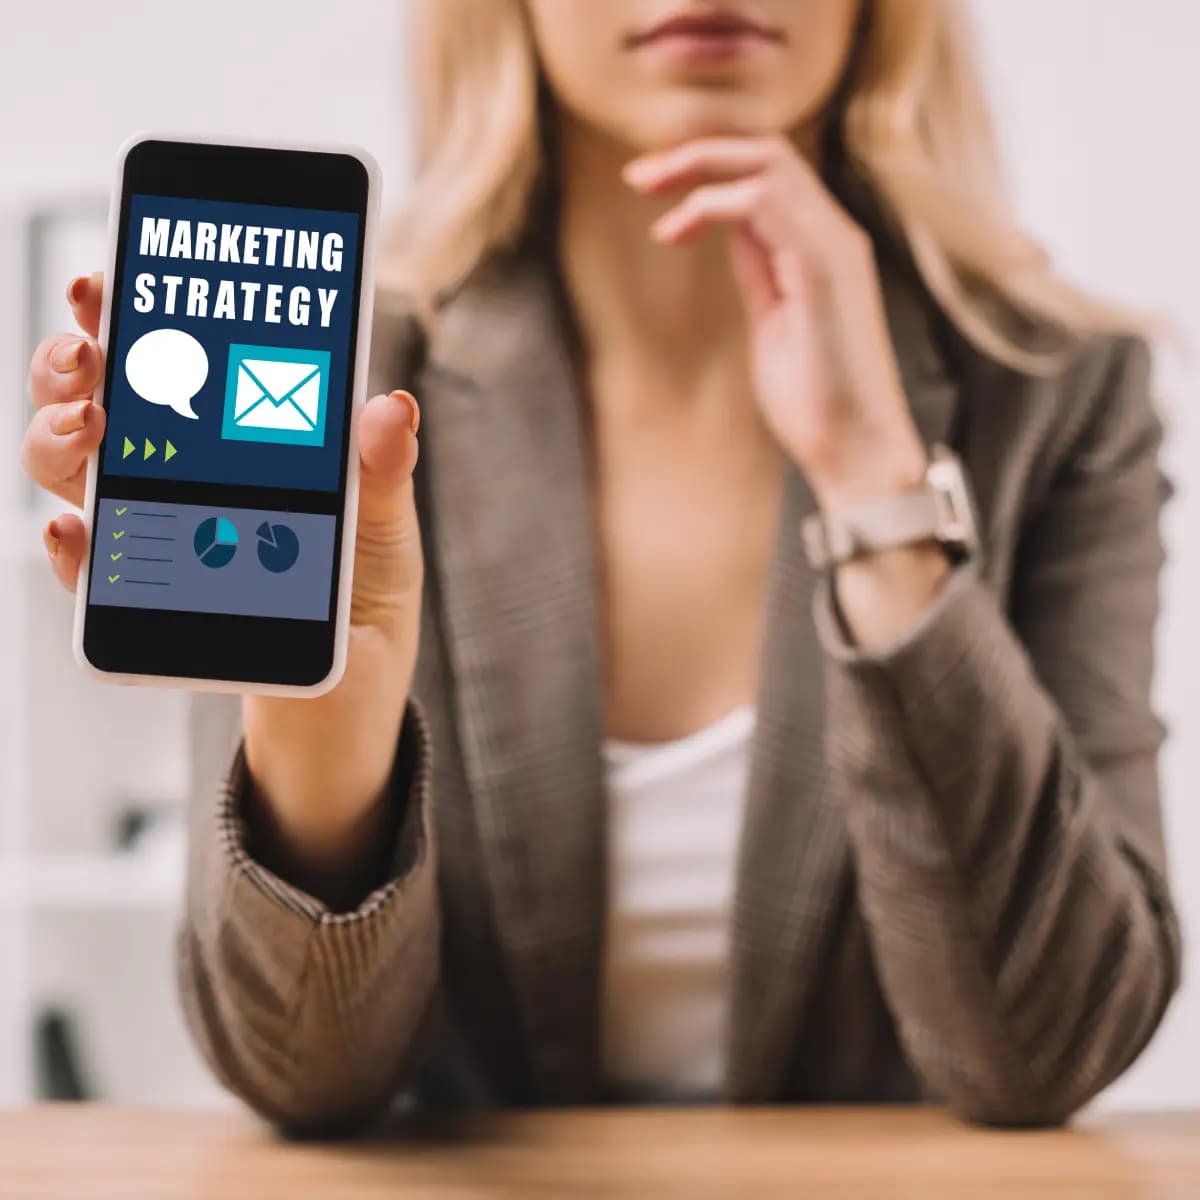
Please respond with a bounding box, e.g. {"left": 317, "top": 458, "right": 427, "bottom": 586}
{"left": 803, "top": 489, "right": 941, "bottom": 570}
{"left": 801, "top": 445, "right": 978, "bottom": 571}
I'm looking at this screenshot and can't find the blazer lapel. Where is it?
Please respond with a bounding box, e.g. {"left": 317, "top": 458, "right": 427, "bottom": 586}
{"left": 725, "top": 260, "right": 961, "bottom": 1100}
{"left": 417, "top": 253, "right": 607, "bottom": 1102}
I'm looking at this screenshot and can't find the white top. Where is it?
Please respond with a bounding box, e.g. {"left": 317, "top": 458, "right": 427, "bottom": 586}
{"left": 601, "top": 706, "right": 755, "bottom": 1100}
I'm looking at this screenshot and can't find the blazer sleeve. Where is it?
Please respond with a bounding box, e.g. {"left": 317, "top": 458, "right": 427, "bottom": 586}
{"left": 816, "top": 336, "right": 1181, "bottom": 1126}
{"left": 174, "top": 301, "right": 442, "bottom": 1132}
{"left": 175, "top": 692, "right": 440, "bottom": 1134}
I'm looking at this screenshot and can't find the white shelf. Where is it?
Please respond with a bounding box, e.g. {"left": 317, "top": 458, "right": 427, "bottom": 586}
{"left": 0, "top": 849, "right": 182, "bottom": 912}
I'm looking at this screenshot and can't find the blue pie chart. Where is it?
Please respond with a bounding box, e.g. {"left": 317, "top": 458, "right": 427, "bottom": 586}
{"left": 193, "top": 516, "right": 239, "bottom": 568}
{"left": 256, "top": 521, "right": 300, "bottom": 573}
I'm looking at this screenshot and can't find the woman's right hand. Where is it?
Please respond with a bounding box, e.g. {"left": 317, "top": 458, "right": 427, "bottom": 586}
{"left": 22, "top": 273, "right": 426, "bottom": 906}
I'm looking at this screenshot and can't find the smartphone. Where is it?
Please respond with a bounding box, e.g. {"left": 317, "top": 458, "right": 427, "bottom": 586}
{"left": 73, "top": 133, "right": 379, "bottom": 695}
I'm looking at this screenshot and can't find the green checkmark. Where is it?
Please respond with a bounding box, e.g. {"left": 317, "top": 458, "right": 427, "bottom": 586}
{"left": 112, "top": 529, "right": 125, "bottom": 540}
{"left": 114, "top": 506, "right": 128, "bottom": 516}
{"left": 110, "top": 551, "right": 123, "bottom": 562}
{"left": 108, "top": 574, "right": 120, "bottom": 584}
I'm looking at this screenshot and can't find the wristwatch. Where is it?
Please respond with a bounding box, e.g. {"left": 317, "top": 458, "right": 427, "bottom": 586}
{"left": 801, "top": 445, "right": 979, "bottom": 571}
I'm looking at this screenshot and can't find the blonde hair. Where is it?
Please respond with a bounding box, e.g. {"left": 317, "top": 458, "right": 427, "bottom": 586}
{"left": 381, "top": 0, "right": 1144, "bottom": 371}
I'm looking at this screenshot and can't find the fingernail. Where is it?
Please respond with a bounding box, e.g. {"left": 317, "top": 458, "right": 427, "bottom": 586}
{"left": 44, "top": 520, "right": 60, "bottom": 560}
{"left": 66, "top": 276, "right": 88, "bottom": 306}
{"left": 389, "top": 389, "right": 420, "bottom": 436}
{"left": 623, "top": 159, "right": 652, "bottom": 184}
{"left": 50, "top": 339, "right": 85, "bottom": 373}
{"left": 50, "top": 398, "right": 91, "bottom": 435}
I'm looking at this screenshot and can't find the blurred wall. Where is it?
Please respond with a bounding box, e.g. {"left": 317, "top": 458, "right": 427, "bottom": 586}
{"left": 1, "top": 0, "right": 413, "bottom": 491}
{"left": 0, "top": 0, "right": 413, "bottom": 202}
{"left": 0, "top": 0, "right": 1195, "bottom": 1111}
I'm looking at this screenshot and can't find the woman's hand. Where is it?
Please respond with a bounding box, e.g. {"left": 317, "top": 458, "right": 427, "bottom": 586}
{"left": 22, "top": 273, "right": 425, "bottom": 905}
{"left": 624, "top": 137, "right": 950, "bottom": 650}
{"left": 623, "top": 135, "right": 928, "bottom": 511}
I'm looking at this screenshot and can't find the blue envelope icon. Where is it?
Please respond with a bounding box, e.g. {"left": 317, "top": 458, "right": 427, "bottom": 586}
{"left": 222, "top": 344, "right": 330, "bottom": 447}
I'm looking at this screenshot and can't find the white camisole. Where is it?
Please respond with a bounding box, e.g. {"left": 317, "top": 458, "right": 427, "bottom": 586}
{"left": 600, "top": 706, "right": 755, "bottom": 1100}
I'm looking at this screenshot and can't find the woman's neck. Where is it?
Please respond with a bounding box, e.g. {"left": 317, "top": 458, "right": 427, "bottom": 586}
{"left": 555, "top": 115, "right": 750, "bottom": 400}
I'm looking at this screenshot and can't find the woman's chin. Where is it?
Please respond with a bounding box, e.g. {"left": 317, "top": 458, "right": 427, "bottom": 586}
{"left": 609, "top": 94, "right": 803, "bottom": 151}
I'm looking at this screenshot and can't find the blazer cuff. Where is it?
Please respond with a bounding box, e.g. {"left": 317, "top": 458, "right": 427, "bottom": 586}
{"left": 216, "top": 698, "right": 434, "bottom": 933}
{"left": 182, "top": 699, "right": 439, "bottom": 1127}
{"left": 813, "top": 559, "right": 982, "bottom": 702}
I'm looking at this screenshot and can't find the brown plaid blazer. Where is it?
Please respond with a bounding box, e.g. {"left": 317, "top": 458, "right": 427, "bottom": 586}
{"left": 179, "top": 243, "right": 1181, "bottom": 1133}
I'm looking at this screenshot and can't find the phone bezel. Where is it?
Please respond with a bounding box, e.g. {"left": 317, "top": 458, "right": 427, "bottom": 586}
{"left": 72, "top": 133, "right": 379, "bottom": 696}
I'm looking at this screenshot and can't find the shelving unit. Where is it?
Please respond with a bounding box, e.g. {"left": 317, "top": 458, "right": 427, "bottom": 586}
{"left": 1, "top": 197, "right": 36, "bottom": 1105}
{"left": 1, "top": 0, "right": 415, "bottom": 1114}
{"left": 0, "top": 198, "right": 226, "bottom": 1107}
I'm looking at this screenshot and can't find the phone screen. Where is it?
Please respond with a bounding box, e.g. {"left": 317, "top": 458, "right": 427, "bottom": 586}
{"left": 80, "top": 140, "right": 371, "bottom": 687}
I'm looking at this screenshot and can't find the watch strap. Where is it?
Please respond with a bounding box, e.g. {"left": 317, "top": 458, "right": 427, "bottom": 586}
{"left": 803, "top": 488, "right": 945, "bottom": 571}
{"left": 801, "top": 445, "right": 978, "bottom": 571}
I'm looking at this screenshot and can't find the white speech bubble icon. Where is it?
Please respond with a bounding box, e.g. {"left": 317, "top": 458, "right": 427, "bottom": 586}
{"left": 125, "top": 328, "right": 208, "bottom": 420}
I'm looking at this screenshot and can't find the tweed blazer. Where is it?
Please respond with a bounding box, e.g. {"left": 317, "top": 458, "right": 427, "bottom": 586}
{"left": 178, "top": 242, "right": 1181, "bottom": 1133}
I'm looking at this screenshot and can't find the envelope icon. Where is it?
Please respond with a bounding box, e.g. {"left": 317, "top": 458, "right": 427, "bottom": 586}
{"left": 222, "top": 344, "right": 331, "bottom": 447}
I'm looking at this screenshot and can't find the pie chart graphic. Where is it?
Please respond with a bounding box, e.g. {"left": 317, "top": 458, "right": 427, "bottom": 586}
{"left": 193, "top": 516, "right": 239, "bottom": 568}
{"left": 256, "top": 521, "right": 300, "bottom": 573}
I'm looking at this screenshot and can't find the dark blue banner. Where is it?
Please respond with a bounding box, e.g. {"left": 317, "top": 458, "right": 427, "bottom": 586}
{"left": 102, "top": 193, "right": 360, "bottom": 492}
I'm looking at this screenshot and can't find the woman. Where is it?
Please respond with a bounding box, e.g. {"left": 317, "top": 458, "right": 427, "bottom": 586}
{"left": 24, "top": 0, "right": 1179, "bottom": 1130}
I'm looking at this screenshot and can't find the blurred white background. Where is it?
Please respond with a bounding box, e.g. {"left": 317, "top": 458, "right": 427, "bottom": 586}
{"left": 0, "top": 1, "right": 1195, "bottom": 1111}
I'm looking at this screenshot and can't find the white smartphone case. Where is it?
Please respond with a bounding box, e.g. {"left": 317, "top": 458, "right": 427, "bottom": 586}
{"left": 71, "top": 131, "right": 381, "bottom": 697}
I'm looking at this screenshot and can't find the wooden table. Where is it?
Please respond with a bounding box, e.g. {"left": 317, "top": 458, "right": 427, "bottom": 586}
{"left": 0, "top": 1105, "right": 1196, "bottom": 1198}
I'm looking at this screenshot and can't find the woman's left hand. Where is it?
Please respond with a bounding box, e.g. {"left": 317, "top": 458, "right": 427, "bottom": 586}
{"left": 624, "top": 136, "right": 928, "bottom": 512}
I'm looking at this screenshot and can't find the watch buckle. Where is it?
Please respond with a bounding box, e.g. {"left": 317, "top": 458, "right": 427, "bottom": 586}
{"left": 927, "top": 446, "right": 974, "bottom": 547}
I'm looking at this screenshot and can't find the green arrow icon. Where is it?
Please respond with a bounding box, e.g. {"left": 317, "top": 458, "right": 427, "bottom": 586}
{"left": 144, "top": 437, "right": 156, "bottom": 460}
{"left": 122, "top": 436, "right": 135, "bottom": 459}
{"left": 164, "top": 440, "right": 176, "bottom": 462}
